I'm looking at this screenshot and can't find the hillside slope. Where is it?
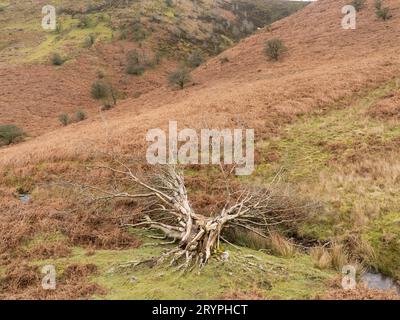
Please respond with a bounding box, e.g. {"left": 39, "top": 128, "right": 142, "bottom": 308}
{"left": 0, "top": 0, "right": 307, "bottom": 136}
{"left": 1, "top": 0, "right": 399, "bottom": 166}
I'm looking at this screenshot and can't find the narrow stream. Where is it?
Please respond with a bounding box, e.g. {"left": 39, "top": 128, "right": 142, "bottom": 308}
{"left": 361, "top": 272, "right": 400, "bottom": 294}
{"left": 18, "top": 194, "right": 31, "bottom": 203}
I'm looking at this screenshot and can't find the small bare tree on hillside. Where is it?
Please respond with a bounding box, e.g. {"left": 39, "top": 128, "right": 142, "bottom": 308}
{"left": 76, "top": 161, "right": 311, "bottom": 270}
{"left": 168, "top": 67, "right": 192, "bottom": 90}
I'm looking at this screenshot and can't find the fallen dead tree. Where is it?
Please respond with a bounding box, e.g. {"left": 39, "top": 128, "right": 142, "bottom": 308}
{"left": 74, "top": 161, "right": 314, "bottom": 270}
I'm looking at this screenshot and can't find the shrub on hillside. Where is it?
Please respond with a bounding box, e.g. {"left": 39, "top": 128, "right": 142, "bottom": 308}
{"left": 131, "top": 22, "right": 148, "bottom": 42}
{"left": 126, "top": 64, "right": 145, "bottom": 76}
{"left": 50, "top": 53, "right": 64, "bottom": 66}
{"left": 77, "top": 15, "right": 91, "bottom": 28}
{"left": 58, "top": 113, "right": 70, "bottom": 126}
{"left": 125, "top": 49, "right": 144, "bottom": 75}
{"left": 264, "top": 38, "right": 287, "bottom": 61}
{"left": 0, "top": 125, "right": 25, "bottom": 146}
{"left": 186, "top": 50, "right": 204, "bottom": 68}
{"left": 83, "top": 34, "right": 96, "bottom": 48}
{"left": 168, "top": 67, "right": 192, "bottom": 90}
{"left": 91, "top": 80, "right": 109, "bottom": 100}
{"left": 75, "top": 110, "right": 87, "bottom": 122}
{"left": 351, "top": 0, "right": 366, "bottom": 11}
{"left": 91, "top": 80, "right": 117, "bottom": 106}
{"left": 376, "top": 6, "right": 392, "bottom": 20}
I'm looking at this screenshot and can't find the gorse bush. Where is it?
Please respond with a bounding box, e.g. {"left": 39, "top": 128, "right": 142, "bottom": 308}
{"left": 0, "top": 125, "right": 25, "bottom": 146}
{"left": 168, "top": 67, "right": 192, "bottom": 90}
{"left": 264, "top": 38, "right": 287, "bottom": 61}
{"left": 58, "top": 113, "right": 70, "bottom": 126}
{"left": 351, "top": 0, "right": 366, "bottom": 11}
{"left": 50, "top": 53, "right": 64, "bottom": 66}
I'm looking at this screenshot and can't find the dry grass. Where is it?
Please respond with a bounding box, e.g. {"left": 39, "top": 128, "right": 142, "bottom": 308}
{"left": 310, "top": 244, "right": 349, "bottom": 271}
{"left": 330, "top": 243, "right": 349, "bottom": 271}
{"left": 310, "top": 247, "right": 332, "bottom": 270}
{"left": 0, "top": 261, "right": 106, "bottom": 300}
{"left": 269, "top": 232, "right": 296, "bottom": 258}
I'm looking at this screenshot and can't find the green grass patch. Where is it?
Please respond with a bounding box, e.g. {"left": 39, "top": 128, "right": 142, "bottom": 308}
{"left": 31, "top": 231, "right": 334, "bottom": 300}
{"left": 255, "top": 79, "right": 400, "bottom": 278}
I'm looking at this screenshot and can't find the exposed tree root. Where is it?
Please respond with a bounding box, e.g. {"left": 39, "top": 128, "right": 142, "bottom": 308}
{"left": 77, "top": 161, "right": 312, "bottom": 270}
